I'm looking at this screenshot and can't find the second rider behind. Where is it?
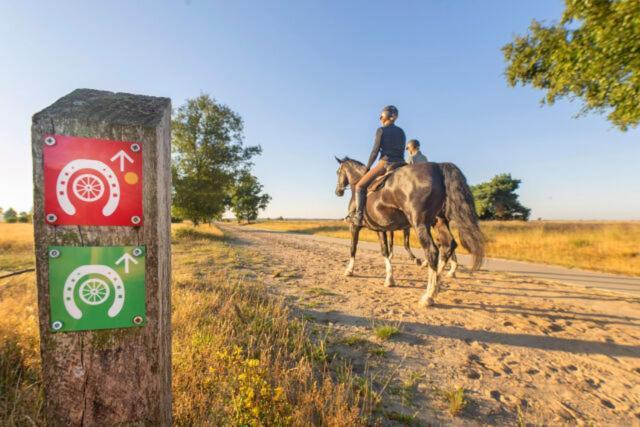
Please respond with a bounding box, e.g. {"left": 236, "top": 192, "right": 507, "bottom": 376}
{"left": 352, "top": 105, "right": 406, "bottom": 226}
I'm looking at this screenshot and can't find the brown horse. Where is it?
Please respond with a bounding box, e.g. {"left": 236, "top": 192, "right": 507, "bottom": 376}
{"left": 335, "top": 157, "right": 484, "bottom": 306}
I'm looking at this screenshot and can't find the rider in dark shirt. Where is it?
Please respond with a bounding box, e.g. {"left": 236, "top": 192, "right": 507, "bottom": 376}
{"left": 352, "top": 105, "right": 406, "bottom": 226}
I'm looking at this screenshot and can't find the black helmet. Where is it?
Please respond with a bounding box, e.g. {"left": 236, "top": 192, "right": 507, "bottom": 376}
{"left": 381, "top": 105, "right": 398, "bottom": 117}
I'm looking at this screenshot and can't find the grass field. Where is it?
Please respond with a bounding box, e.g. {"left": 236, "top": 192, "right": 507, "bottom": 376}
{"left": 250, "top": 219, "right": 640, "bottom": 276}
{"left": 0, "top": 223, "right": 368, "bottom": 425}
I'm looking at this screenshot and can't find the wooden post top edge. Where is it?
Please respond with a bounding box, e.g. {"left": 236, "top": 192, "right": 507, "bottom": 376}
{"left": 33, "top": 89, "right": 171, "bottom": 128}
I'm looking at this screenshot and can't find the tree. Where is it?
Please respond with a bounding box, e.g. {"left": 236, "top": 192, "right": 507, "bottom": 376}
{"left": 229, "top": 171, "right": 271, "bottom": 223}
{"left": 172, "top": 94, "right": 261, "bottom": 225}
{"left": 471, "top": 174, "right": 531, "bottom": 221}
{"left": 503, "top": 0, "right": 640, "bottom": 131}
{"left": 3, "top": 208, "right": 17, "bottom": 223}
{"left": 18, "top": 211, "right": 31, "bottom": 223}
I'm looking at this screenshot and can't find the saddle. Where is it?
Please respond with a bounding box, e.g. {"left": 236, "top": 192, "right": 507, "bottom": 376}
{"left": 367, "top": 162, "right": 406, "bottom": 193}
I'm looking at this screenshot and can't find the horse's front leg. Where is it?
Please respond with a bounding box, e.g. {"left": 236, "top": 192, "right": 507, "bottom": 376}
{"left": 344, "top": 224, "right": 360, "bottom": 276}
{"left": 378, "top": 231, "right": 395, "bottom": 287}
{"left": 388, "top": 231, "right": 394, "bottom": 260}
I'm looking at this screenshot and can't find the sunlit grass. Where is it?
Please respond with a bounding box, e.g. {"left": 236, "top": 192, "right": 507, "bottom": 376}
{"left": 252, "top": 219, "right": 640, "bottom": 276}
{"left": 0, "top": 223, "right": 34, "bottom": 271}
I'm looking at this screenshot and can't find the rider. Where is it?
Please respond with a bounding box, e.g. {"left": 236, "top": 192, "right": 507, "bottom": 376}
{"left": 352, "top": 105, "right": 406, "bottom": 226}
{"left": 406, "top": 139, "right": 428, "bottom": 164}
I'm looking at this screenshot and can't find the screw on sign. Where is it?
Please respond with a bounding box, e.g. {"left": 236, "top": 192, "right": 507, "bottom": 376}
{"left": 43, "top": 134, "right": 143, "bottom": 226}
{"left": 48, "top": 245, "right": 146, "bottom": 332}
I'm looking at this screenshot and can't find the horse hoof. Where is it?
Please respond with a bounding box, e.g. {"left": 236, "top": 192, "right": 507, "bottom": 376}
{"left": 384, "top": 277, "right": 395, "bottom": 287}
{"left": 447, "top": 271, "right": 456, "bottom": 278}
{"left": 344, "top": 270, "right": 354, "bottom": 277}
{"left": 415, "top": 258, "right": 423, "bottom": 266}
{"left": 419, "top": 296, "right": 435, "bottom": 307}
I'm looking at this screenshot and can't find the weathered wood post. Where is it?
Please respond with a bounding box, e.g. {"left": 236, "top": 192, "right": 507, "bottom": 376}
{"left": 31, "top": 89, "right": 172, "bottom": 425}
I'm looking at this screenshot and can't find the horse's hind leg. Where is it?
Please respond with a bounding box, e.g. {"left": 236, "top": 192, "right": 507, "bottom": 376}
{"left": 403, "top": 228, "right": 421, "bottom": 265}
{"left": 413, "top": 224, "right": 440, "bottom": 306}
{"left": 434, "top": 217, "right": 458, "bottom": 277}
{"left": 388, "top": 231, "right": 394, "bottom": 260}
{"left": 377, "top": 231, "right": 395, "bottom": 287}
{"left": 344, "top": 224, "right": 360, "bottom": 276}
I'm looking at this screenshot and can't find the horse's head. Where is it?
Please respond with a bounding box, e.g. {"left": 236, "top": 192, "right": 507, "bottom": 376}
{"left": 334, "top": 156, "right": 348, "bottom": 197}
{"left": 334, "top": 156, "right": 366, "bottom": 197}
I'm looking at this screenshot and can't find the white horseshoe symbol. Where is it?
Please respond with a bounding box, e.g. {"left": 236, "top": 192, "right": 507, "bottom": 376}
{"left": 56, "top": 159, "right": 120, "bottom": 216}
{"left": 63, "top": 265, "right": 125, "bottom": 319}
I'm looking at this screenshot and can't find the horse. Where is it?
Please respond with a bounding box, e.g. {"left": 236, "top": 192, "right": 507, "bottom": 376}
{"left": 334, "top": 157, "right": 483, "bottom": 306}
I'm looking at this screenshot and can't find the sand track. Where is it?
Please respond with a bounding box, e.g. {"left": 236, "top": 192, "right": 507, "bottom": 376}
{"left": 220, "top": 224, "right": 640, "bottom": 425}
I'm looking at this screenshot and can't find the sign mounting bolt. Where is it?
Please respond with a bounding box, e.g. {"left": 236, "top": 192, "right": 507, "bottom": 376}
{"left": 132, "top": 247, "right": 143, "bottom": 257}
{"left": 44, "top": 136, "right": 56, "bottom": 146}
{"left": 133, "top": 315, "right": 144, "bottom": 325}
{"left": 51, "top": 321, "right": 63, "bottom": 331}
{"left": 46, "top": 213, "right": 57, "bottom": 223}
{"left": 131, "top": 143, "right": 141, "bottom": 152}
{"left": 49, "top": 249, "right": 60, "bottom": 258}
{"left": 131, "top": 216, "right": 141, "bottom": 225}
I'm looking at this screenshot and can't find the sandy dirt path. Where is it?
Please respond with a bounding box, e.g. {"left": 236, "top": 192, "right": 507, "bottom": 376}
{"left": 220, "top": 224, "right": 640, "bottom": 426}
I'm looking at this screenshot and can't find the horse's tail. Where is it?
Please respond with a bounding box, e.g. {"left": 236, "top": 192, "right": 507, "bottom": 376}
{"left": 438, "top": 163, "right": 485, "bottom": 270}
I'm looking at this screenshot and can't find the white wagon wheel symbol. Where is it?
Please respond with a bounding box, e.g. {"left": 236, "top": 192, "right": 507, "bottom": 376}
{"left": 78, "top": 278, "right": 111, "bottom": 305}
{"left": 72, "top": 173, "right": 105, "bottom": 202}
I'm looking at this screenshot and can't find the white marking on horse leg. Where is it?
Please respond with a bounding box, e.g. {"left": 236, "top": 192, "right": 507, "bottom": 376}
{"left": 419, "top": 266, "right": 437, "bottom": 306}
{"left": 447, "top": 258, "right": 458, "bottom": 278}
{"left": 384, "top": 257, "right": 395, "bottom": 287}
{"left": 437, "top": 256, "right": 446, "bottom": 275}
{"left": 344, "top": 257, "right": 355, "bottom": 277}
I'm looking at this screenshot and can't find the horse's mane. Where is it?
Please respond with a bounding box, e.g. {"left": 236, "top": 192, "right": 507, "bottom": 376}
{"left": 341, "top": 157, "right": 365, "bottom": 167}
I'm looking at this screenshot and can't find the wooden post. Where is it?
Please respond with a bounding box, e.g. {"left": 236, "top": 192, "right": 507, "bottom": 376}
{"left": 31, "top": 89, "right": 172, "bottom": 425}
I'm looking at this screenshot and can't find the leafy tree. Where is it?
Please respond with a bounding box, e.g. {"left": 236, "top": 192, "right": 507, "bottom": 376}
{"left": 503, "top": 0, "right": 640, "bottom": 130}
{"left": 18, "top": 211, "right": 31, "bottom": 223}
{"left": 229, "top": 171, "right": 271, "bottom": 223}
{"left": 3, "top": 208, "right": 17, "bottom": 223}
{"left": 172, "top": 94, "right": 261, "bottom": 225}
{"left": 471, "top": 174, "right": 531, "bottom": 221}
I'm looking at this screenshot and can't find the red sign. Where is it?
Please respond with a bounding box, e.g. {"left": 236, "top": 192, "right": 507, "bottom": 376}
{"left": 43, "top": 134, "right": 143, "bottom": 226}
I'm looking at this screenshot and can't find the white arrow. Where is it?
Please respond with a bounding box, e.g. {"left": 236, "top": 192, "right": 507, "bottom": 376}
{"left": 110, "top": 150, "right": 134, "bottom": 172}
{"left": 115, "top": 252, "right": 138, "bottom": 274}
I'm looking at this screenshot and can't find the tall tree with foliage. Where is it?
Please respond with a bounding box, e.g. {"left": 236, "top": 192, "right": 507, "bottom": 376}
{"left": 471, "top": 174, "right": 531, "bottom": 221}
{"left": 229, "top": 171, "right": 271, "bottom": 223}
{"left": 172, "top": 94, "right": 262, "bottom": 225}
{"left": 503, "top": 0, "right": 640, "bottom": 130}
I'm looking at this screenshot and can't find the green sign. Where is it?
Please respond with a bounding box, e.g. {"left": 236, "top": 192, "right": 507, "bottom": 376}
{"left": 48, "top": 245, "right": 146, "bottom": 332}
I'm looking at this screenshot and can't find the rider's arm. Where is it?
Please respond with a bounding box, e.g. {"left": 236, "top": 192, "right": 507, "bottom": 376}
{"left": 366, "top": 127, "right": 383, "bottom": 170}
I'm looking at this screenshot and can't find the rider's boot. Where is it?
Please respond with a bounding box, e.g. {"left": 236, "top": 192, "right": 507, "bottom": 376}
{"left": 352, "top": 188, "right": 366, "bottom": 226}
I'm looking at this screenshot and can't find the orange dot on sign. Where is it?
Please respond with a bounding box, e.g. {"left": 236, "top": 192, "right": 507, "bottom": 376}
{"left": 124, "top": 172, "right": 139, "bottom": 185}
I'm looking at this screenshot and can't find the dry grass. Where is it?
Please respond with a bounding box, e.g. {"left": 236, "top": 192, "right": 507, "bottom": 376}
{"left": 0, "top": 223, "right": 369, "bottom": 425}
{"left": 251, "top": 219, "right": 640, "bottom": 276}
{"left": 0, "top": 223, "right": 34, "bottom": 272}
{"left": 441, "top": 386, "right": 467, "bottom": 417}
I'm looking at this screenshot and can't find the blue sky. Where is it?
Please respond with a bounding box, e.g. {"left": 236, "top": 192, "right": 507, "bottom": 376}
{"left": 1, "top": 1, "right": 638, "bottom": 219}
